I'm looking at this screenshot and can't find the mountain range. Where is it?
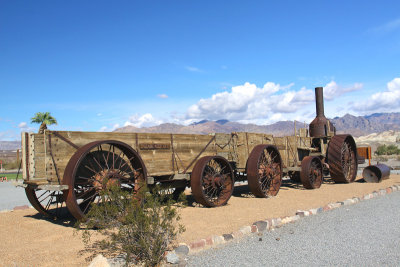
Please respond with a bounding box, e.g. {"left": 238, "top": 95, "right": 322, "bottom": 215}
{"left": 115, "top": 112, "right": 400, "bottom": 137}
{"left": 1, "top": 112, "right": 399, "bottom": 150}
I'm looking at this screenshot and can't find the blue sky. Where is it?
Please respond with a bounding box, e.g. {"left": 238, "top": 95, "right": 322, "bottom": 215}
{"left": 1, "top": 1, "right": 400, "bottom": 141}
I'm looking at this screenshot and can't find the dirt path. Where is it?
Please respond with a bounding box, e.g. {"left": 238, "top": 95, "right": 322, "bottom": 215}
{"left": 1, "top": 175, "right": 399, "bottom": 267}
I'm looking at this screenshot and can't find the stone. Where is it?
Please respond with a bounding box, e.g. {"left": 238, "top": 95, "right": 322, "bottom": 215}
{"left": 166, "top": 252, "right": 180, "bottom": 264}
{"left": 323, "top": 205, "right": 331, "bottom": 211}
{"left": 240, "top": 226, "right": 252, "bottom": 235}
{"left": 271, "top": 218, "right": 282, "bottom": 228}
{"left": 309, "top": 208, "right": 318, "bottom": 215}
{"left": 89, "top": 254, "right": 110, "bottom": 267}
{"left": 317, "top": 207, "right": 324, "bottom": 213}
{"left": 175, "top": 244, "right": 190, "bottom": 255}
{"left": 253, "top": 221, "right": 269, "bottom": 232}
{"left": 251, "top": 225, "right": 258, "bottom": 233}
{"left": 290, "top": 215, "right": 300, "bottom": 222}
{"left": 328, "top": 202, "right": 342, "bottom": 209}
{"left": 212, "top": 235, "right": 225, "bottom": 245}
{"left": 340, "top": 199, "right": 354, "bottom": 206}
{"left": 233, "top": 230, "right": 244, "bottom": 238}
{"left": 189, "top": 239, "right": 206, "bottom": 250}
{"left": 297, "top": 210, "right": 310, "bottom": 217}
{"left": 222, "top": 234, "right": 233, "bottom": 241}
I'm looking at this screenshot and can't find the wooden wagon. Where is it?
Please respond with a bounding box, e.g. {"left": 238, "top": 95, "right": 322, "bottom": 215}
{"left": 20, "top": 87, "right": 359, "bottom": 220}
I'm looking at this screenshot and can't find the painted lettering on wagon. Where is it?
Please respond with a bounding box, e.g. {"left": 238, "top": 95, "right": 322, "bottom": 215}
{"left": 139, "top": 143, "right": 171, "bottom": 150}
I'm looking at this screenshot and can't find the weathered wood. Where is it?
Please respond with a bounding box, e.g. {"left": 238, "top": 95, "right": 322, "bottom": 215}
{"left": 23, "top": 129, "right": 311, "bottom": 185}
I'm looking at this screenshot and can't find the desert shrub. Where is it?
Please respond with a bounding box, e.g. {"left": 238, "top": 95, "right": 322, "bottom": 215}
{"left": 375, "top": 144, "right": 400, "bottom": 156}
{"left": 77, "top": 183, "right": 185, "bottom": 267}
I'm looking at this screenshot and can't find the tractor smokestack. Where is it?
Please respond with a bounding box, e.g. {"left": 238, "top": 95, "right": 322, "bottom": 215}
{"left": 309, "top": 87, "right": 335, "bottom": 138}
{"left": 315, "top": 87, "right": 324, "bottom": 118}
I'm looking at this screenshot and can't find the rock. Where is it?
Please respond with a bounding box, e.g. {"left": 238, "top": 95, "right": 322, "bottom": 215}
{"left": 89, "top": 254, "right": 110, "bottom": 267}
{"left": 253, "top": 221, "right": 269, "bottom": 232}
{"left": 175, "top": 244, "right": 190, "bottom": 255}
{"left": 166, "top": 252, "right": 180, "bottom": 264}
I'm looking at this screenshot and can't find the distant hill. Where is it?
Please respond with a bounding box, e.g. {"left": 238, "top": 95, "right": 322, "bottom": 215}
{"left": 115, "top": 112, "right": 400, "bottom": 137}
{"left": 0, "top": 141, "right": 21, "bottom": 151}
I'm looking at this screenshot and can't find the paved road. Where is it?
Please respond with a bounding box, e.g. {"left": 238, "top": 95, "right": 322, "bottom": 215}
{"left": 0, "top": 182, "right": 31, "bottom": 210}
{"left": 187, "top": 191, "right": 400, "bottom": 266}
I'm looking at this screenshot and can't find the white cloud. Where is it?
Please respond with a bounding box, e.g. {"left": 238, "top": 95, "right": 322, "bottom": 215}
{"left": 98, "top": 123, "right": 120, "bottom": 132}
{"left": 18, "top": 122, "right": 27, "bottom": 128}
{"left": 323, "top": 81, "right": 363, "bottom": 100}
{"left": 186, "top": 82, "right": 312, "bottom": 123}
{"left": 185, "top": 80, "right": 361, "bottom": 124}
{"left": 124, "top": 113, "right": 163, "bottom": 128}
{"left": 157, "top": 94, "right": 168, "bottom": 99}
{"left": 185, "top": 66, "right": 203, "bottom": 72}
{"left": 99, "top": 126, "right": 108, "bottom": 132}
{"left": 353, "top": 77, "right": 400, "bottom": 112}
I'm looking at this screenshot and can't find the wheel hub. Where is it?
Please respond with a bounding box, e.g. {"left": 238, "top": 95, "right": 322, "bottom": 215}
{"left": 93, "top": 169, "right": 122, "bottom": 190}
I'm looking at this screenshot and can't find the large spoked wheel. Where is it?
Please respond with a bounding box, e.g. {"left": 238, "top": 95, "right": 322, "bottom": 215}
{"left": 327, "top": 134, "right": 358, "bottom": 183}
{"left": 63, "top": 140, "right": 147, "bottom": 220}
{"left": 300, "top": 156, "right": 323, "bottom": 189}
{"left": 247, "top": 145, "right": 282, "bottom": 198}
{"left": 25, "top": 187, "right": 70, "bottom": 219}
{"left": 190, "top": 156, "right": 234, "bottom": 207}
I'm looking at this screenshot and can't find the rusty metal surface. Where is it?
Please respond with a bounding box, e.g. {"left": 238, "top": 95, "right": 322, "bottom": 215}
{"left": 190, "top": 156, "right": 234, "bottom": 207}
{"left": 247, "top": 144, "right": 282, "bottom": 197}
{"left": 362, "top": 164, "right": 390, "bottom": 183}
{"left": 327, "top": 134, "right": 358, "bottom": 183}
{"left": 309, "top": 87, "right": 335, "bottom": 137}
{"left": 52, "top": 131, "right": 80, "bottom": 150}
{"left": 63, "top": 140, "right": 147, "bottom": 220}
{"left": 300, "top": 156, "right": 323, "bottom": 189}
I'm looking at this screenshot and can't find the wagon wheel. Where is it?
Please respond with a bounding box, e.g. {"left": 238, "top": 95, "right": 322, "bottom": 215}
{"left": 247, "top": 145, "right": 282, "bottom": 197}
{"left": 190, "top": 156, "right": 234, "bottom": 207}
{"left": 327, "top": 134, "right": 358, "bottom": 183}
{"left": 300, "top": 156, "right": 323, "bottom": 189}
{"left": 25, "top": 187, "right": 70, "bottom": 219}
{"left": 63, "top": 140, "right": 146, "bottom": 220}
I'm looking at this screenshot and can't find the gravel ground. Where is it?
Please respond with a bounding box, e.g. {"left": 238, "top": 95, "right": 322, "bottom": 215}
{"left": 187, "top": 191, "right": 400, "bottom": 266}
{"left": 0, "top": 182, "right": 31, "bottom": 210}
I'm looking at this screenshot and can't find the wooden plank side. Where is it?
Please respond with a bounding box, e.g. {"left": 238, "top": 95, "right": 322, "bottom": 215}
{"left": 31, "top": 134, "right": 46, "bottom": 179}
{"left": 43, "top": 131, "right": 219, "bottom": 182}
{"left": 21, "top": 132, "right": 27, "bottom": 180}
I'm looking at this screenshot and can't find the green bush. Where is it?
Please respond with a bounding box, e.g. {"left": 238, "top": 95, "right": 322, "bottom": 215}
{"left": 77, "top": 183, "right": 185, "bottom": 267}
{"left": 375, "top": 144, "right": 400, "bottom": 156}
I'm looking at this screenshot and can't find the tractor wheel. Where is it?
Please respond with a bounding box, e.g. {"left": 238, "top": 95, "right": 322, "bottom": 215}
{"left": 300, "top": 156, "right": 323, "bottom": 189}
{"left": 190, "top": 156, "right": 234, "bottom": 207}
{"left": 327, "top": 135, "right": 358, "bottom": 183}
{"left": 247, "top": 145, "right": 282, "bottom": 197}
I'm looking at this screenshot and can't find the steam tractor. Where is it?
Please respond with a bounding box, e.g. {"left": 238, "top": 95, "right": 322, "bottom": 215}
{"left": 19, "top": 87, "right": 358, "bottom": 220}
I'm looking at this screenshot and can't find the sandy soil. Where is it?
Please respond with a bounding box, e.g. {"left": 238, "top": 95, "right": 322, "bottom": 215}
{"left": 1, "top": 174, "right": 399, "bottom": 267}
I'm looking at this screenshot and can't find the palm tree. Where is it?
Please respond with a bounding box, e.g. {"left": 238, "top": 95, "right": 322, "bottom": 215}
{"left": 31, "top": 112, "right": 58, "bottom": 133}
